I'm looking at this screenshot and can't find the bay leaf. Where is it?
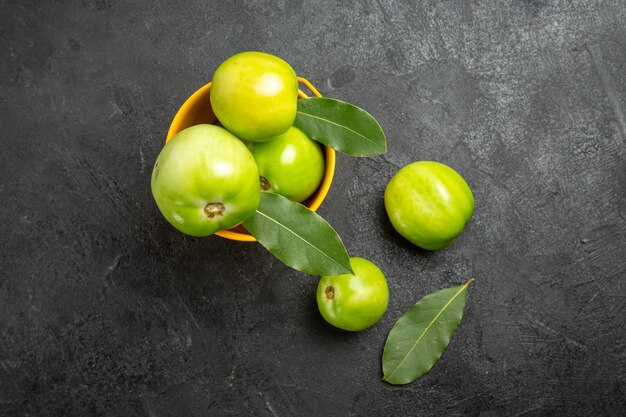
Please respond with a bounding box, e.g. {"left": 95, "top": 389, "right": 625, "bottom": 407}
{"left": 293, "top": 97, "right": 387, "bottom": 157}
{"left": 382, "top": 279, "right": 474, "bottom": 385}
{"left": 243, "top": 192, "right": 353, "bottom": 276}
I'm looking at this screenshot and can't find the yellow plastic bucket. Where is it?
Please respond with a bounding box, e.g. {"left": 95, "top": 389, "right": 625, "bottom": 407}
{"left": 165, "top": 77, "right": 335, "bottom": 242}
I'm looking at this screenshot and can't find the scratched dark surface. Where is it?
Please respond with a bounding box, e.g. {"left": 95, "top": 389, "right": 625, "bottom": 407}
{"left": 1, "top": 1, "right": 625, "bottom": 416}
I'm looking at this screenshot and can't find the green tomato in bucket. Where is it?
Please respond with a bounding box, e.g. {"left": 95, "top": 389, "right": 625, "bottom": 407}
{"left": 151, "top": 124, "right": 260, "bottom": 237}
{"left": 248, "top": 126, "right": 325, "bottom": 203}
{"left": 210, "top": 51, "right": 299, "bottom": 142}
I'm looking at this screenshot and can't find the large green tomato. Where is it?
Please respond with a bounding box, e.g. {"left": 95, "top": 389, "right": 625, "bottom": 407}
{"left": 247, "top": 126, "right": 325, "bottom": 202}
{"left": 317, "top": 257, "right": 389, "bottom": 332}
{"left": 210, "top": 51, "right": 298, "bottom": 142}
{"left": 151, "top": 124, "right": 260, "bottom": 237}
{"left": 384, "top": 161, "right": 474, "bottom": 250}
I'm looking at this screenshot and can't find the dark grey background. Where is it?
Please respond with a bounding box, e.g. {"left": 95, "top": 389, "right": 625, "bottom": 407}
{"left": 1, "top": 0, "right": 625, "bottom": 416}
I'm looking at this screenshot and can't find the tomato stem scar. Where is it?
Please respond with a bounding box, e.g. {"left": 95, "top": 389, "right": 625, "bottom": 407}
{"left": 259, "top": 176, "right": 271, "bottom": 191}
{"left": 325, "top": 285, "right": 335, "bottom": 300}
{"left": 204, "top": 202, "right": 225, "bottom": 218}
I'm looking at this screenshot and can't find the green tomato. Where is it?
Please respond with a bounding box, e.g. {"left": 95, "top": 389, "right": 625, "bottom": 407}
{"left": 151, "top": 124, "right": 260, "bottom": 237}
{"left": 317, "top": 257, "right": 389, "bottom": 332}
{"left": 210, "top": 51, "right": 298, "bottom": 142}
{"left": 247, "top": 126, "right": 325, "bottom": 202}
{"left": 384, "top": 161, "right": 474, "bottom": 251}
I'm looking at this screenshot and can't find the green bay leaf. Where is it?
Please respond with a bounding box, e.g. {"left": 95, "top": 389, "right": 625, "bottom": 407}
{"left": 243, "top": 192, "right": 353, "bottom": 276}
{"left": 293, "top": 97, "right": 387, "bottom": 157}
{"left": 382, "top": 279, "right": 474, "bottom": 385}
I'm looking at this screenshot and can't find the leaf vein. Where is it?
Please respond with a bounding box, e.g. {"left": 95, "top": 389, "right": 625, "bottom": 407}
{"left": 296, "top": 111, "right": 385, "bottom": 152}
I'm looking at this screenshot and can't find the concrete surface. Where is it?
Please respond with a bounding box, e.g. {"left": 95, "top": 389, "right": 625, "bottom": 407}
{"left": 1, "top": 0, "right": 625, "bottom": 416}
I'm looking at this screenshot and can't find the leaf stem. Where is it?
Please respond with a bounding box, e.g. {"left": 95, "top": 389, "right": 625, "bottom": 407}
{"left": 463, "top": 278, "right": 475, "bottom": 287}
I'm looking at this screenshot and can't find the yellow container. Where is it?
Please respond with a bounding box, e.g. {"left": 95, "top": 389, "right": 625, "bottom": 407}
{"left": 165, "top": 77, "right": 336, "bottom": 242}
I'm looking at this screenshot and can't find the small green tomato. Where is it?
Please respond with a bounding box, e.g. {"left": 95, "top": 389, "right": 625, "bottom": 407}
{"left": 248, "top": 126, "right": 325, "bottom": 202}
{"left": 151, "top": 124, "right": 260, "bottom": 237}
{"left": 384, "top": 161, "right": 474, "bottom": 250}
{"left": 317, "top": 257, "right": 389, "bottom": 332}
{"left": 210, "top": 51, "right": 298, "bottom": 142}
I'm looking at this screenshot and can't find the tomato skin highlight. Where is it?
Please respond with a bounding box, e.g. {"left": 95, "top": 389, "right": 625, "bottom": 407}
{"left": 384, "top": 161, "right": 474, "bottom": 251}
{"left": 151, "top": 124, "right": 260, "bottom": 237}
